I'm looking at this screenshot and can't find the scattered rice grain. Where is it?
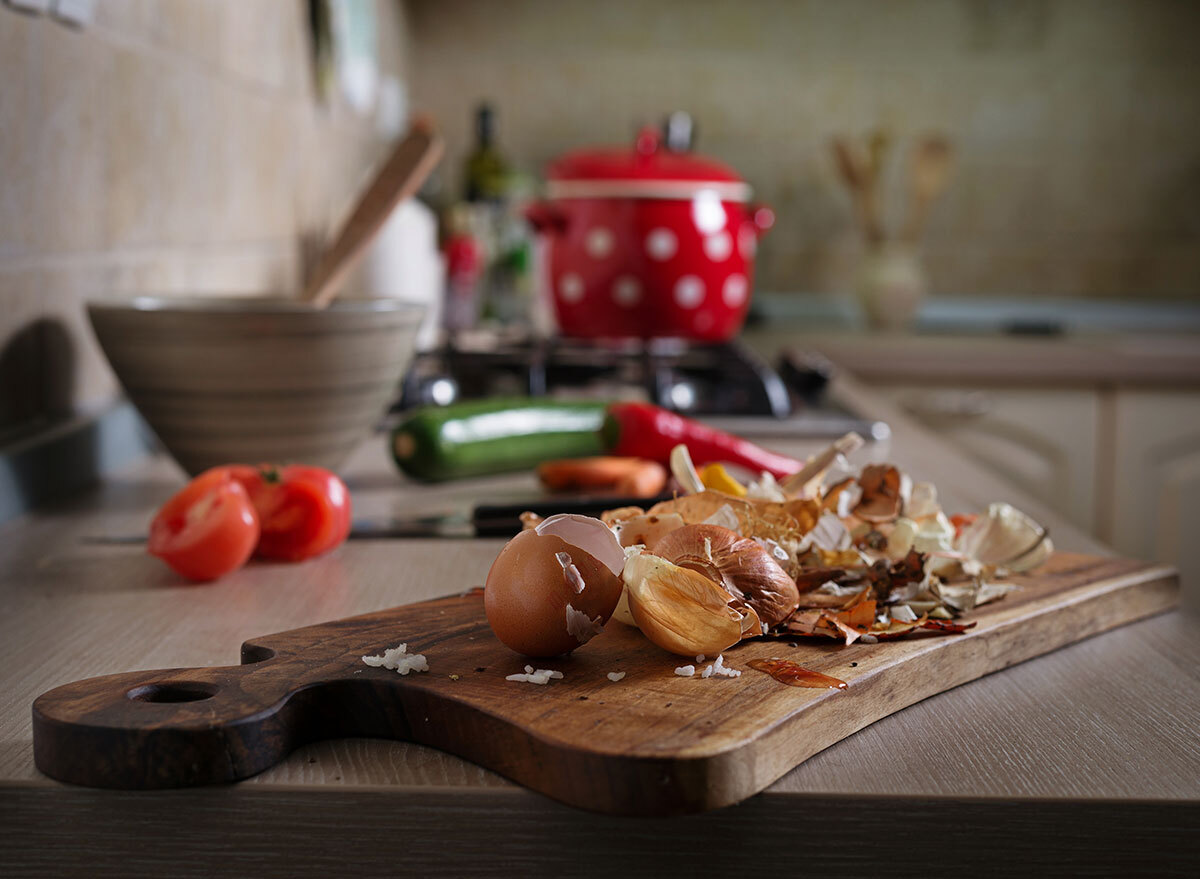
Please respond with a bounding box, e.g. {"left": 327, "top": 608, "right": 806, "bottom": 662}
{"left": 506, "top": 668, "right": 564, "bottom": 685}
{"left": 709, "top": 654, "right": 741, "bottom": 678}
{"left": 362, "top": 643, "right": 429, "bottom": 676}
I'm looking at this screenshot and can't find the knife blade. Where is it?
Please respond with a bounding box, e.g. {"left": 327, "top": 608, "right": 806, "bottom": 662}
{"left": 83, "top": 493, "right": 672, "bottom": 544}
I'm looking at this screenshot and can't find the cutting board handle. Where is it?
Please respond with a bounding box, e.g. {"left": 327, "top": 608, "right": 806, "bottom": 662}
{"left": 31, "top": 653, "right": 415, "bottom": 789}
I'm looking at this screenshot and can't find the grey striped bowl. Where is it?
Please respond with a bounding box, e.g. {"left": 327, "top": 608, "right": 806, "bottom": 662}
{"left": 87, "top": 297, "right": 423, "bottom": 475}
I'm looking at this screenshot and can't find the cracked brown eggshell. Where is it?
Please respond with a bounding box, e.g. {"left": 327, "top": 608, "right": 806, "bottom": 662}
{"left": 484, "top": 528, "right": 623, "bottom": 657}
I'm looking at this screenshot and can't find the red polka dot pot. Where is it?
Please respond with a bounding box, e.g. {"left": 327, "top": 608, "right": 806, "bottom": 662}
{"left": 526, "top": 128, "right": 773, "bottom": 342}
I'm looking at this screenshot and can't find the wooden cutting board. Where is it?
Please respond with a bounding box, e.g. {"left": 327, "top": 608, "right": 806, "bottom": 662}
{"left": 32, "top": 552, "right": 1178, "bottom": 815}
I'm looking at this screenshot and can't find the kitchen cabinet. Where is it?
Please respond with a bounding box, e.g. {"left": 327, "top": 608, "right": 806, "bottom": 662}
{"left": 754, "top": 329, "right": 1200, "bottom": 599}
{"left": 878, "top": 383, "right": 1200, "bottom": 595}
{"left": 1108, "top": 390, "right": 1200, "bottom": 591}
{"left": 876, "top": 385, "right": 1099, "bottom": 533}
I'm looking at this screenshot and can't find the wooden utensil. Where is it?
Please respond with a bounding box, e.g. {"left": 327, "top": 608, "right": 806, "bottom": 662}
{"left": 31, "top": 553, "right": 1176, "bottom": 815}
{"left": 780, "top": 430, "right": 865, "bottom": 495}
{"left": 902, "top": 135, "right": 953, "bottom": 243}
{"left": 832, "top": 136, "right": 884, "bottom": 246}
{"left": 301, "top": 119, "right": 445, "bottom": 309}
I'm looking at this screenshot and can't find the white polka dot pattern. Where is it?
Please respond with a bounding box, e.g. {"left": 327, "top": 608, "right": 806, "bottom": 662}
{"left": 585, "top": 227, "right": 614, "bottom": 259}
{"left": 674, "top": 275, "right": 705, "bottom": 309}
{"left": 646, "top": 228, "right": 677, "bottom": 261}
{"left": 738, "top": 225, "right": 757, "bottom": 258}
{"left": 722, "top": 274, "right": 748, "bottom": 307}
{"left": 704, "top": 232, "right": 732, "bottom": 261}
{"left": 691, "top": 190, "right": 727, "bottom": 233}
{"left": 613, "top": 276, "right": 641, "bottom": 307}
{"left": 560, "top": 273, "right": 585, "bottom": 303}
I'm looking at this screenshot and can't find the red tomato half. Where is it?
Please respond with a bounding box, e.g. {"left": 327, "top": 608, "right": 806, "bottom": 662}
{"left": 225, "top": 465, "right": 352, "bottom": 562}
{"left": 148, "top": 469, "right": 260, "bottom": 582}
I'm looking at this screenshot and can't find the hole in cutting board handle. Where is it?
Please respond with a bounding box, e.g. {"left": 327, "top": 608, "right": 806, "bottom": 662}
{"left": 126, "top": 682, "right": 219, "bottom": 703}
{"left": 241, "top": 644, "right": 276, "bottom": 664}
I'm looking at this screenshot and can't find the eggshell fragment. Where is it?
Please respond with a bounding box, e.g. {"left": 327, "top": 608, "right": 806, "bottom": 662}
{"left": 535, "top": 513, "right": 625, "bottom": 576}
{"left": 484, "top": 529, "right": 623, "bottom": 657}
{"left": 612, "top": 512, "right": 686, "bottom": 549}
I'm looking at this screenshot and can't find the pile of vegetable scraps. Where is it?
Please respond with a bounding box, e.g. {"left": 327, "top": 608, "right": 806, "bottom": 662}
{"left": 484, "top": 432, "right": 1052, "bottom": 687}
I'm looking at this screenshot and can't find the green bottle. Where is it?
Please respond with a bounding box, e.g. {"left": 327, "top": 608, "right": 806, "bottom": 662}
{"left": 463, "top": 103, "right": 509, "bottom": 203}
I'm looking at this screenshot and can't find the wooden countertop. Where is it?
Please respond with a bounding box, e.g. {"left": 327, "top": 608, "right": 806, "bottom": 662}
{"left": 1, "top": 376, "right": 1196, "bottom": 877}
{"left": 751, "top": 329, "right": 1200, "bottom": 387}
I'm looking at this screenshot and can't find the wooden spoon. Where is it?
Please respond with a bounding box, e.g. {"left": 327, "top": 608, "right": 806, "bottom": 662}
{"left": 902, "top": 135, "right": 953, "bottom": 244}
{"left": 832, "top": 137, "right": 884, "bottom": 246}
{"left": 302, "top": 118, "right": 445, "bottom": 309}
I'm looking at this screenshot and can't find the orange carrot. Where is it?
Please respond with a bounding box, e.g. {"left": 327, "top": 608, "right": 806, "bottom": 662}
{"left": 614, "top": 460, "right": 668, "bottom": 497}
{"left": 538, "top": 457, "right": 667, "bottom": 497}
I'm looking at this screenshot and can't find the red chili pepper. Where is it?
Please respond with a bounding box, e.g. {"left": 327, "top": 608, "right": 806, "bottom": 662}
{"left": 600, "top": 402, "right": 802, "bottom": 480}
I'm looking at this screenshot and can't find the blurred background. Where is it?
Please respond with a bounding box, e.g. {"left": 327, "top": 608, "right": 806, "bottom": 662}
{"left": 2, "top": 0, "right": 1199, "bottom": 579}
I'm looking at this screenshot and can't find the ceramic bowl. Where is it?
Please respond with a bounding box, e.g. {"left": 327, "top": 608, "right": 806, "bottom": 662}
{"left": 88, "top": 297, "right": 423, "bottom": 475}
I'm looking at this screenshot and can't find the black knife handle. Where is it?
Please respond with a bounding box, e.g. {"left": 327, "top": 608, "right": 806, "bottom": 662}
{"left": 471, "top": 493, "right": 673, "bottom": 537}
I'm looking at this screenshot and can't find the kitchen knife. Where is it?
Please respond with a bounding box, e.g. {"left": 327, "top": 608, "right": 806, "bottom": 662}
{"left": 348, "top": 492, "right": 673, "bottom": 539}
{"left": 83, "top": 493, "right": 672, "bottom": 544}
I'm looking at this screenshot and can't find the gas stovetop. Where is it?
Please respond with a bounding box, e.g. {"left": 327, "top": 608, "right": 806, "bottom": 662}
{"left": 395, "top": 333, "right": 887, "bottom": 441}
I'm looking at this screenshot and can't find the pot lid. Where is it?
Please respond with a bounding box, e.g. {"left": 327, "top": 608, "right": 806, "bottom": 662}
{"left": 545, "top": 127, "right": 751, "bottom": 201}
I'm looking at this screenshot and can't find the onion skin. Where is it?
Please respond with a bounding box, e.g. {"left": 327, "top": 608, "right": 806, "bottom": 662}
{"left": 622, "top": 551, "right": 753, "bottom": 657}
{"left": 652, "top": 524, "right": 800, "bottom": 629}
{"left": 854, "top": 464, "right": 905, "bottom": 523}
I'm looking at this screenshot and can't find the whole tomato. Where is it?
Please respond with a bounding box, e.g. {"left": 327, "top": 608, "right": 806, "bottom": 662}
{"left": 148, "top": 468, "right": 260, "bottom": 582}
{"left": 225, "top": 465, "right": 352, "bottom": 561}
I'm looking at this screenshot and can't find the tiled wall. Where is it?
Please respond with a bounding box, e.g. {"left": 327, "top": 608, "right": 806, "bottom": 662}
{"left": 407, "top": 0, "right": 1200, "bottom": 302}
{"left": 4, "top": 0, "right": 1199, "bottom": 439}
{"left": 0, "top": 0, "right": 408, "bottom": 435}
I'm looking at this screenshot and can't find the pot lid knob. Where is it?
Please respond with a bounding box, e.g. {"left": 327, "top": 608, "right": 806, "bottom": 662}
{"left": 635, "top": 125, "right": 660, "bottom": 162}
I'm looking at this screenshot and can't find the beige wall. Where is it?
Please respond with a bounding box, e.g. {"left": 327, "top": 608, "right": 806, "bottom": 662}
{"left": 0, "top": 0, "right": 408, "bottom": 433}
{"left": 407, "top": 0, "right": 1200, "bottom": 302}
{"left": 3, "top": 0, "right": 1199, "bottom": 437}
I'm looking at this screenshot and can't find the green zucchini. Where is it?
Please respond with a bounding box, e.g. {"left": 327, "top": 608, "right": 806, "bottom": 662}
{"left": 390, "top": 398, "right": 609, "bottom": 482}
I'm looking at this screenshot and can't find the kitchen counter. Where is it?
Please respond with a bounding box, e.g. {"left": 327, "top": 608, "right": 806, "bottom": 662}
{"left": 751, "top": 327, "right": 1200, "bottom": 388}
{"left": 1, "top": 375, "right": 1196, "bottom": 877}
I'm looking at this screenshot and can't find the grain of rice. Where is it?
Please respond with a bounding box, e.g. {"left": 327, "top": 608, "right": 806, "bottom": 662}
{"left": 506, "top": 668, "right": 564, "bottom": 685}
{"left": 362, "top": 643, "right": 429, "bottom": 676}
{"left": 709, "top": 653, "right": 741, "bottom": 678}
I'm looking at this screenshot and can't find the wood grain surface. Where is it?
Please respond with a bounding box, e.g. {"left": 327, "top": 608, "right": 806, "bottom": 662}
{"left": 31, "top": 552, "right": 1178, "bottom": 815}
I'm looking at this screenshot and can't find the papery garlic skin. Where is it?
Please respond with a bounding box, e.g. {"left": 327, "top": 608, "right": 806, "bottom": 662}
{"left": 622, "top": 551, "right": 756, "bottom": 657}
{"left": 957, "top": 502, "right": 1051, "bottom": 572}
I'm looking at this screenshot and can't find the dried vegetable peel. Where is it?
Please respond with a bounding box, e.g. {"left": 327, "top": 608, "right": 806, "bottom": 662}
{"left": 488, "top": 433, "right": 1050, "bottom": 670}
{"left": 623, "top": 550, "right": 761, "bottom": 656}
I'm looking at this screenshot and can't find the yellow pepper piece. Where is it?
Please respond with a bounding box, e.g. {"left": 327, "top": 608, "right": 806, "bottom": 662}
{"left": 699, "top": 462, "right": 747, "bottom": 497}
